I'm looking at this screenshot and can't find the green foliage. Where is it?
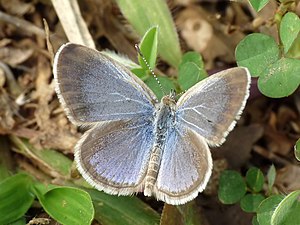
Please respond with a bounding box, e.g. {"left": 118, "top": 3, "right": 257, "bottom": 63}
{"left": 249, "top": 0, "right": 270, "bottom": 12}
{"left": 115, "top": 0, "right": 182, "bottom": 68}
{"left": 240, "top": 194, "right": 265, "bottom": 213}
{"left": 138, "top": 26, "right": 158, "bottom": 70}
{"left": 280, "top": 12, "right": 300, "bottom": 54}
{"left": 0, "top": 173, "right": 94, "bottom": 225}
{"left": 267, "top": 164, "right": 276, "bottom": 192}
{"left": 246, "top": 167, "right": 264, "bottom": 193}
{"left": 256, "top": 195, "right": 285, "bottom": 225}
{"left": 218, "top": 170, "right": 247, "bottom": 204}
{"left": 236, "top": 32, "right": 300, "bottom": 98}
{"left": 178, "top": 52, "right": 207, "bottom": 90}
{"left": 0, "top": 173, "right": 35, "bottom": 225}
{"left": 271, "top": 190, "right": 300, "bottom": 225}
{"left": 33, "top": 185, "right": 94, "bottom": 225}
{"left": 294, "top": 138, "right": 300, "bottom": 161}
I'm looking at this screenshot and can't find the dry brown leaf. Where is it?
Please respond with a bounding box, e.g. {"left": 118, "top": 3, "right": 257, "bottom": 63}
{"left": 276, "top": 164, "right": 300, "bottom": 192}
{"left": 0, "top": 0, "right": 35, "bottom": 16}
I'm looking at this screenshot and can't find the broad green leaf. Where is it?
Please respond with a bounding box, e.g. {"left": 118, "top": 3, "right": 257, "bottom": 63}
{"left": 218, "top": 170, "right": 247, "bottom": 204}
{"left": 280, "top": 12, "right": 300, "bottom": 53}
{"left": 161, "top": 201, "right": 204, "bottom": 225}
{"left": 257, "top": 195, "right": 284, "bottom": 225}
{"left": 294, "top": 138, "right": 300, "bottom": 161}
{"left": 235, "top": 33, "right": 279, "bottom": 77}
{"left": 249, "top": 0, "right": 269, "bottom": 12}
{"left": 87, "top": 189, "right": 160, "bottom": 225}
{"left": 246, "top": 167, "right": 264, "bottom": 192}
{"left": 267, "top": 164, "right": 276, "bottom": 191}
{"left": 178, "top": 52, "right": 207, "bottom": 90}
{"left": 9, "top": 135, "right": 72, "bottom": 177}
{"left": 258, "top": 57, "right": 300, "bottom": 98}
{"left": 34, "top": 185, "right": 94, "bottom": 225}
{"left": 145, "top": 75, "right": 175, "bottom": 100}
{"left": 240, "top": 194, "right": 265, "bottom": 213}
{"left": 115, "top": 0, "right": 182, "bottom": 68}
{"left": 0, "top": 173, "right": 35, "bottom": 225}
{"left": 271, "top": 190, "right": 300, "bottom": 225}
{"left": 138, "top": 26, "right": 158, "bottom": 70}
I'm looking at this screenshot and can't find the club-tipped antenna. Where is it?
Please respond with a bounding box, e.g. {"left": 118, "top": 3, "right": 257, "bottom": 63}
{"left": 135, "top": 44, "right": 166, "bottom": 95}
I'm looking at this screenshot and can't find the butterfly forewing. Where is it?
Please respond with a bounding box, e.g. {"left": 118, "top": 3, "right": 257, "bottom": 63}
{"left": 53, "top": 43, "right": 157, "bottom": 125}
{"left": 75, "top": 118, "right": 154, "bottom": 194}
{"left": 176, "top": 68, "right": 250, "bottom": 146}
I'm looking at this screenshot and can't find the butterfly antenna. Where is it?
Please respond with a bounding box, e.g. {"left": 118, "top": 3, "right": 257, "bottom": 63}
{"left": 135, "top": 44, "right": 166, "bottom": 95}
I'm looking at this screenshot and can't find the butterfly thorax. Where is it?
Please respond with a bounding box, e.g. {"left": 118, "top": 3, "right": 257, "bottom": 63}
{"left": 144, "top": 95, "right": 177, "bottom": 197}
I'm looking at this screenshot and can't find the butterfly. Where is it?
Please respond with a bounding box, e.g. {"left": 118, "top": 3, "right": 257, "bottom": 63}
{"left": 53, "top": 43, "right": 250, "bottom": 205}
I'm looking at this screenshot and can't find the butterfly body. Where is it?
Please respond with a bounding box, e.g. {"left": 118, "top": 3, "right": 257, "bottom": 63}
{"left": 53, "top": 43, "right": 250, "bottom": 205}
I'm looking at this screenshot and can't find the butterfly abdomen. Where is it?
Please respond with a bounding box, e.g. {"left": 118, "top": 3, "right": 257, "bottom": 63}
{"left": 144, "top": 95, "right": 177, "bottom": 197}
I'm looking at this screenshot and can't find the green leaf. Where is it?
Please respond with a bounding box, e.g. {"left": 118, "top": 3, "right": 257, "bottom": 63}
{"left": 249, "top": 0, "right": 269, "bottom": 12}
{"left": 280, "top": 12, "right": 300, "bottom": 54}
{"left": 235, "top": 33, "right": 279, "bottom": 77}
{"left": 218, "top": 170, "right": 247, "bottom": 204}
{"left": 115, "top": 0, "right": 182, "bottom": 68}
{"left": 138, "top": 26, "right": 158, "bottom": 70}
{"left": 145, "top": 75, "right": 175, "bottom": 100}
{"left": 258, "top": 57, "right": 300, "bottom": 98}
{"left": 160, "top": 201, "right": 204, "bottom": 225}
{"left": 86, "top": 189, "right": 160, "bottom": 225}
{"left": 294, "top": 138, "right": 300, "bottom": 161}
{"left": 246, "top": 167, "right": 264, "bottom": 193}
{"left": 0, "top": 173, "right": 35, "bottom": 225}
{"left": 240, "top": 194, "right": 265, "bottom": 213}
{"left": 271, "top": 190, "right": 300, "bottom": 225}
{"left": 267, "top": 164, "right": 276, "bottom": 191}
{"left": 8, "top": 217, "right": 26, "bottom": 225}
{"left": 34, "top": 185, "right": 94, "bottom": 225}
{"left": 131, "top": 67, "right": 148, "bottom": 80}
{"left": 252, "top": 216, "right": 259, "bottom": 225}
{"left": 178, "top": 52, "right": 207, "bottom": 91}
{"left": 257, "top": 195, "right": 284, "bottom": 225}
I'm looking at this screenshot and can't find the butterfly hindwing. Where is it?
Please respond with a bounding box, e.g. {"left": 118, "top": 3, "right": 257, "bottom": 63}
{"left": 75, "top": 118, "right": 155, "bottom": 194}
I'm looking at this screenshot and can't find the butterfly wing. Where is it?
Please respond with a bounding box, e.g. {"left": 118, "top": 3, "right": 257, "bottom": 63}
{"left": 53, "top": 43, "right": 157, "bottom": 125}
{"left": 176, "top": 67, "right": 250, "bottom": 146}
{"left": 75, "top": 118, "right": 154, "bottom": 194}
{"left": 153, "top": 126, "right": 212, "bottom": 205}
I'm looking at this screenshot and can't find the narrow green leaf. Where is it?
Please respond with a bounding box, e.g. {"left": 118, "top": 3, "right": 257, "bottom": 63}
{"left": 235, "top": 33, "right": 279, "bottom": 77}
{"left": 267, "top": 164, "right": 276, "bottom": 191}
{"left": 257, "top": 195, "right": 284, "bottom": 225}
{"left": 131, "top": 67, "right": 148, "bottom": 80}
{"left": 34, "top": 185, "right": 94, "bottom": 225}
{"left": 138, "top": 26, "right": 158, "bottom": 70}
{"left": 249, "top": 0, "right": 269, "bottom": 12}
{"left": 0, "top": 173, "right": 35, "bottom": 225}
{"left": 240, "top": 193, "right": 265, "bottom": 213}
{"left": 145, "top": 75, "right": 175, "bottom": 100}
{"left": 8, "top": 217, "right": 26, "bottom": 225}
{"left": 280, "top": 12, "right": 300, "bottom": 53}
{"left": 246, "top": 167, "right": 264, "bottom": 193}
{"left": 294, "top": 138, "right": 300, "bottom": 161}
{"left": 86, "top": 189, "right": 160, "bottom": 225}
{"left": 258, "top": 57, "right": 300, "bottom": 98}
{"left": 271, "top": 190, "right": 300, "bottom": 225}
{"left": 218, "top": 170, "right": 247, "bottom": 204}
{"left": 115, "top": 0, "right": 182, "bottom": 68}
{"left": 178, "top": 52, "right": 207, "bottom": 91}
